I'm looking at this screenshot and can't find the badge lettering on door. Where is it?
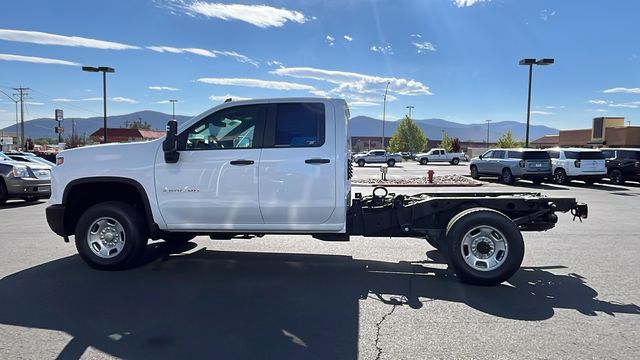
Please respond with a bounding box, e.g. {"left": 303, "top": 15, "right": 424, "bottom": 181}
{"left": 163, "top": 186, "right": 200, "bottom": 193}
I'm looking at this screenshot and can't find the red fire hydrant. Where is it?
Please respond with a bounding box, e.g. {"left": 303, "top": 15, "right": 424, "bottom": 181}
{"left": 427, "top": 169, "right": 435, "bottom": 184}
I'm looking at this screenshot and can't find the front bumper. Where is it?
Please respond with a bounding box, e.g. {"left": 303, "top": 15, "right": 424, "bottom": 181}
{"left": 46, "top": 204, "right": 68, "bottom": 237}
{"left": 5, "top": 178, "right": 51, "bottom": 198}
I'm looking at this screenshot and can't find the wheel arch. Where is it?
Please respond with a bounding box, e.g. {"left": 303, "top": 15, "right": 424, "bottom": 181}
{"left": 62, "top": 177, "right": 158, "bottom": 238}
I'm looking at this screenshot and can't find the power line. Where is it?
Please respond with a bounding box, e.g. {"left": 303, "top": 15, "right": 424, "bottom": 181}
{"left": 13, "top": 86, "right": 30, "bottom": 149}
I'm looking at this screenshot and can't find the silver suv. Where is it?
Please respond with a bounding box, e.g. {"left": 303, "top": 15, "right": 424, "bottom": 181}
{"left": 0, "top": 152, "right": 51, "bottom": 205}
{"left": 470, "top": 148, "right": 552, "bottom": 184}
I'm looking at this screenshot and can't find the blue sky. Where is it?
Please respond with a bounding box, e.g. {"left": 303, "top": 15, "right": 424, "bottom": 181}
{"left": 1, "top": 0, "right": 639, "bottom": 132}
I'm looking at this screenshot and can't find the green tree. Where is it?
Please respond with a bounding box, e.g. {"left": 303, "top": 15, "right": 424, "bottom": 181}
{"left": 439, "top": 131, "right": 453, "bottom": 152}
{"left": 451, "top": 137, "right": 461, "bottom": 153}
{"left": 129, "top": 119, "right": 152, "bottom": 130}
{"left": 388, "top": 116, "right": 428, "bottom": 153}
{"left": 495, "top": 130, "right": 523, "bottom": 148}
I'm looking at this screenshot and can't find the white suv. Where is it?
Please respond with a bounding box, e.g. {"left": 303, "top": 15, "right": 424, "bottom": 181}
{"left": 546, "top": 148, "right": 606, "bottom": 185}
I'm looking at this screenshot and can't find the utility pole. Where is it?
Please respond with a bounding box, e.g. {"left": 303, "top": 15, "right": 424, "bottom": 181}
{"left": 169, "top": 99, "right": 178, "bottom": 119}
{"left": 13, "top": 86, "right": 30, "bottom": 149}
{"left": 406, "top": 105, "right": 414, "bottom": 118}
{"left": 381, "top": 81, "right": 390, "bottom": 149}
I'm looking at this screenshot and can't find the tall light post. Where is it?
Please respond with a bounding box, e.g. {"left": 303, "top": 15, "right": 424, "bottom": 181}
{"left": 82, "top": 66, "right": 115, "bottom": 143}
{"left": 381, "top": 81, "right": 390, "bottom": 149}
{"left": 169, "top": 99, "right": 178, "bottom": 119}
{"left": 485, "top": 119, "right": 492, "bottom": 144}
{"left": 519, "top": 58, "right": 554, "bottom": 148}
{"left": 406, "top": 105, "right": 414, "bottom": 118}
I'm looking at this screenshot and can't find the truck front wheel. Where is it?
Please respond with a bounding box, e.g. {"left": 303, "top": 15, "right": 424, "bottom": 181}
{"left": 445, "top": 208, "right": 524, "bottom": 285}
{"left": 357, "top": 159, "right": 365, "bottom": 167}
{"left": 75, "top": 201, "right": 148, "bottom": 270}
{"left": 420, "top": 158, "right": 428, "bottom": 165}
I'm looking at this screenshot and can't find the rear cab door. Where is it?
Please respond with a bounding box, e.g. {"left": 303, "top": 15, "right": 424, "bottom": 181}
{"left": 259, "top": 100, "right": 339, "bottom": 228}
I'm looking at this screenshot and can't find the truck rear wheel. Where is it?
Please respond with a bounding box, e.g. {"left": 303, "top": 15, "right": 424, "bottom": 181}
{"left": 357, "top": 159, "right": 365, "bottom": 167}
{"left": 445, "top": 208, "right": 524, "bottom": 285}
{"left": 420, "top": 158, "right": 428, "bottom": 165}
{"left": 609, "top": 169, "right": 625, "bottom": 185}
{"left": 74, "top": 201, "right": 148, "bottom": 270}
{"left": 387, "top": 159, "right": 396, "bottom": 167}
{"left": 451, "top": 158, "right": 460, "bottom": 165}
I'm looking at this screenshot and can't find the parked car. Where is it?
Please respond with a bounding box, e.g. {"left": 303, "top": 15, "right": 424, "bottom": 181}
{"left": 470, "top": 148, "right": 552, "bottom": 184}
{"left": 0, "top": 151, "right": 52, "bottom": 205}
{"left": 415, "top": 148, "right": 465, "bottom": 165}
{"left": 600, "top": 148, "right": 640, "bottom": 185}
{"left": 6, "top": 154, "right": 56, "bottom": 167}
{"left": 352, "top": 149, "right": 402, "bottom": 167}
{"left": 546, "top": 148, "right": 606, "bottom": 184}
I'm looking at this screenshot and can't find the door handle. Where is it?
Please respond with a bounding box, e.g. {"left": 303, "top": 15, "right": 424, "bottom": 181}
{"left": 230, "top": 160, "right": 255, "bottom": 165}
{"left": 305, "top": 158, "right": 330, "bottom": 164}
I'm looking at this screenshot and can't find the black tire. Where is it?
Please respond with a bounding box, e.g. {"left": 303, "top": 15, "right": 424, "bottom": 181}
{"left": 609, "top": 169, "right": 625, "bottom": 185}
{"left": 554, "top": 168, "right": 569, "bottom": 185}
{"left": 501, "top": 168, "right": 514, "bottom": 184}
{"left": 163, "top": 233, "right": 196, "bottom": 246}
{"left": 420, "top": 158, "right": 428, "bottom": 165}
{"left": 387, "top": 159, "right": 396, "bottom": 167}
{"left": 470, "top": 165, "right": 479, "bottom": 180}
{"left": 451, "top": 158, "right": 460, "bottom": 165}
{"left": 0, "top": 179, "right": 7, "bottom": 205}
{"left": 357, "top": 159, "right": 365, "bottom": 167}
{"left": 445, "top": 208, "right": 524, "bottom": 285}
{"left": 74, "top": 201, "right": 148, "bottom": 270}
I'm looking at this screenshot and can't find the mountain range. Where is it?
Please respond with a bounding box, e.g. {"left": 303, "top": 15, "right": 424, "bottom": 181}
{"left": 1, "top": 111, "right": 559, "bottom": 142}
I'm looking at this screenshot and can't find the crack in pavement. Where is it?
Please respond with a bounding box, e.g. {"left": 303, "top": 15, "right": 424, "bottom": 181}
{"left": 373, "top": 302, "right": 400, "bottom": 360}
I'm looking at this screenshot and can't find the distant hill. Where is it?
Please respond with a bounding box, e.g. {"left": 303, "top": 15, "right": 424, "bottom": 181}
{"left": 0, "top": 111, "right": 192, "bottom": 140}
{"left": 349, "top": 116, "right": 559, "bottom": 141}
{"left": 1, "top": 111, "right": 559, "bottom": 142}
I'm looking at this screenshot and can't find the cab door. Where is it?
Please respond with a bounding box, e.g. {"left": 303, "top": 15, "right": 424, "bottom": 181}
{"left": 154, "top": 104, "right": 267, "bottom": 230}
{"left": 259, "top": 102, "right": 336, "bottom": 225}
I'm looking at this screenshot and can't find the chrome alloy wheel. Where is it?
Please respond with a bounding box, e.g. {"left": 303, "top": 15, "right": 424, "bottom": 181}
{"left": 87, "top": 217, "right": 126, "bottom": 259}
{"left": 460, "top": 225, "right": 509, "bottom": 272}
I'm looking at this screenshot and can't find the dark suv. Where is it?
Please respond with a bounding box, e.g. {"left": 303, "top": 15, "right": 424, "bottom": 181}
{"left": 600, "top": 148, "right": 640, "bottom": 185}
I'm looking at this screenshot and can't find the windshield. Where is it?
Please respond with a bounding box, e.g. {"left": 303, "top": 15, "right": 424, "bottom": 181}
{"left": 0, "top": 152, "right": 11, "bottom": 161}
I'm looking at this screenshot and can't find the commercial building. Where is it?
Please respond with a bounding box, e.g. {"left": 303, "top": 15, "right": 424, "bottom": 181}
{"left": 89, "top": 128, "right": 165, "bottom": 143}
{"left": 556, "top": 117, "right": 639, "bottom": 148}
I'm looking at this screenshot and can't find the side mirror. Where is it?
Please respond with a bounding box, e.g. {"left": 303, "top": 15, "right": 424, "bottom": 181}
{"left": 163, "top": 119, "right": 179, "bottom": 163}
{"left": 478, "top": 155, "right": 483, "bottom": 160}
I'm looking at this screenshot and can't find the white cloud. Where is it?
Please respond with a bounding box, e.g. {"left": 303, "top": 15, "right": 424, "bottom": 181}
{"left": 0, "top": 28, "right": 139, "bottom": 50}
{"left": 271, "top": 67, "right": 432, "bottom": 96}
{"left": 24, "top": 101, "right": 44, "bottom": 106}
{"left": 181, "top": 2, "right": 308, "bottom": 28}
{"left": 343, "top": 35, "right": 353, "bottom": 42}
{"left": 589, "top": 99, "right": 608, "bottom": 105}
{"left": 545, "top": 105, "right": 565, "bottom": 109}
{"left": 413, "top": 41, "right": 436, "bottom": 53}
{"left": 540, "top": 9, "right": 557, "bottom": 21}
{"left": 267, "top": 60, "right": 284, "bottom": 68}
{"left": 209, "top": 94, "right": 252, "bottom": 102}
{"left": 454, "top": 0, "right": 490, "bottom": 7}
{"left": 595, "top": 109, "right": 608, "bottom": 113}
{"left": 609, "top": 103, "right": 639, "bottom": 108}
{"left": 410, "top": 34, "right": 422, "bottom": 38}
{"left": 0, "top": 53, "right": 80, "bottom": 66}
{"left": 603, "top": 87, "right": 640, "bottom": 94}
{"left": 197, "top": 77, "right": 315, "bottom": 91}
{"left": 149, "top": 86, "right": 179, "bottom": 91}
{"left": 530, "top": 110, "right": 553, "bottom": 115}
{"left": 52, "top": 97, "right": 101, "bottom": 102}
{"left": 370, "top": 45, "right": 393, "bottom": 55}
{"left": 147, "top": 46, "right": 258, "bottom": 66}
{"left": 112, "top": 97, "right": 138, "bottom": 104}
{"left": 325, "top": 35, "right": 335, "bottom": 46}
{"left": 348, "top": 101, "right": 379, "bottom": 107}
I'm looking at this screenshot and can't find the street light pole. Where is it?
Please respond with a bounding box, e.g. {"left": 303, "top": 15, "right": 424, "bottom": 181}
{"left": 519, "top": 58, "right": 554, "bottom": 148}
{"left": 382, "top": 81, "right": 390, "bottom": 149}
{"left": 406, "top": 105, "right": 414, "bottom": 118}
{"left": 169, "top": 99, "right": 178, "bottom": 119}
{"left": 486, "top": 119, "right": 492, "bottom": 144}
{"left": 82, "top": 66, "right": 115, "bottom": 143}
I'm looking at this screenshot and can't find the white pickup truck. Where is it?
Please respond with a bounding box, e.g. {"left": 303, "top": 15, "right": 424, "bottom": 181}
{"left": 46, "top": 97, "right": 587, "bottom": 285}
{"left": 352, "top": 149, "right": 402, "bottom": 167}
{"left": 415, "top": 148, "right": 465, "bottom": 165}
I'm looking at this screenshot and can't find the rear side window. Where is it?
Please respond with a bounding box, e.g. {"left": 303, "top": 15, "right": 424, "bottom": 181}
{"left": 577, "top": 151, "right": 605, "bottom": 160}
{"left": 493, "top": 150, "right": 505, "bottom": 159}
{"left": 508, "top": 151, "right": 522, "bottom": 158}
{"left": 275, "top": 103, "right": 325, "bottom": 147}
{"left": 548, "top": 151, "right": 560, "bottom": 159}
{"left": 522, "top": 151, "right": 550, "bottom": 160}
{"left": 620, "top": 151, "right": 640, "bottom": 160}
{"left": 601, "top": 150, "right": 615, "bottom": 159}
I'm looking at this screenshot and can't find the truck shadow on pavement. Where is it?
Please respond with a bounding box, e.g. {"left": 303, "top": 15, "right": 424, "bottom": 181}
{"left": 0, "top": 243, "right": 638, "bottom": 360}
{"left": 0, "top": 199, "right": 46, "bottom": 209}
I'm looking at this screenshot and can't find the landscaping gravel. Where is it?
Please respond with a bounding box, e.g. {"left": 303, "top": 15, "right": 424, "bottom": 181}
{"left": 352, "top": 174, "right": 481, "bottom": 186}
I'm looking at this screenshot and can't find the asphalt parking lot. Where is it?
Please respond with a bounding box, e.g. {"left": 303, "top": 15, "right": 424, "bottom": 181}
{"left": 1, "top": 161, "right": 639, "bottom": 359}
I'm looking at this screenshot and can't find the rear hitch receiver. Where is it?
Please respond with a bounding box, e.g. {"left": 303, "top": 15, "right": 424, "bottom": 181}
{"left": 571, "top": 203, "right": 588, "bottom": 221}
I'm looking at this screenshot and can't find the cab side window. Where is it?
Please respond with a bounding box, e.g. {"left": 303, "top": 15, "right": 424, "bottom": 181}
{"left": 274, "top": 103, "right": 325, "bottom": 147}
{"left": 180, "top": 105, "right": 266, "bottom": 151}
